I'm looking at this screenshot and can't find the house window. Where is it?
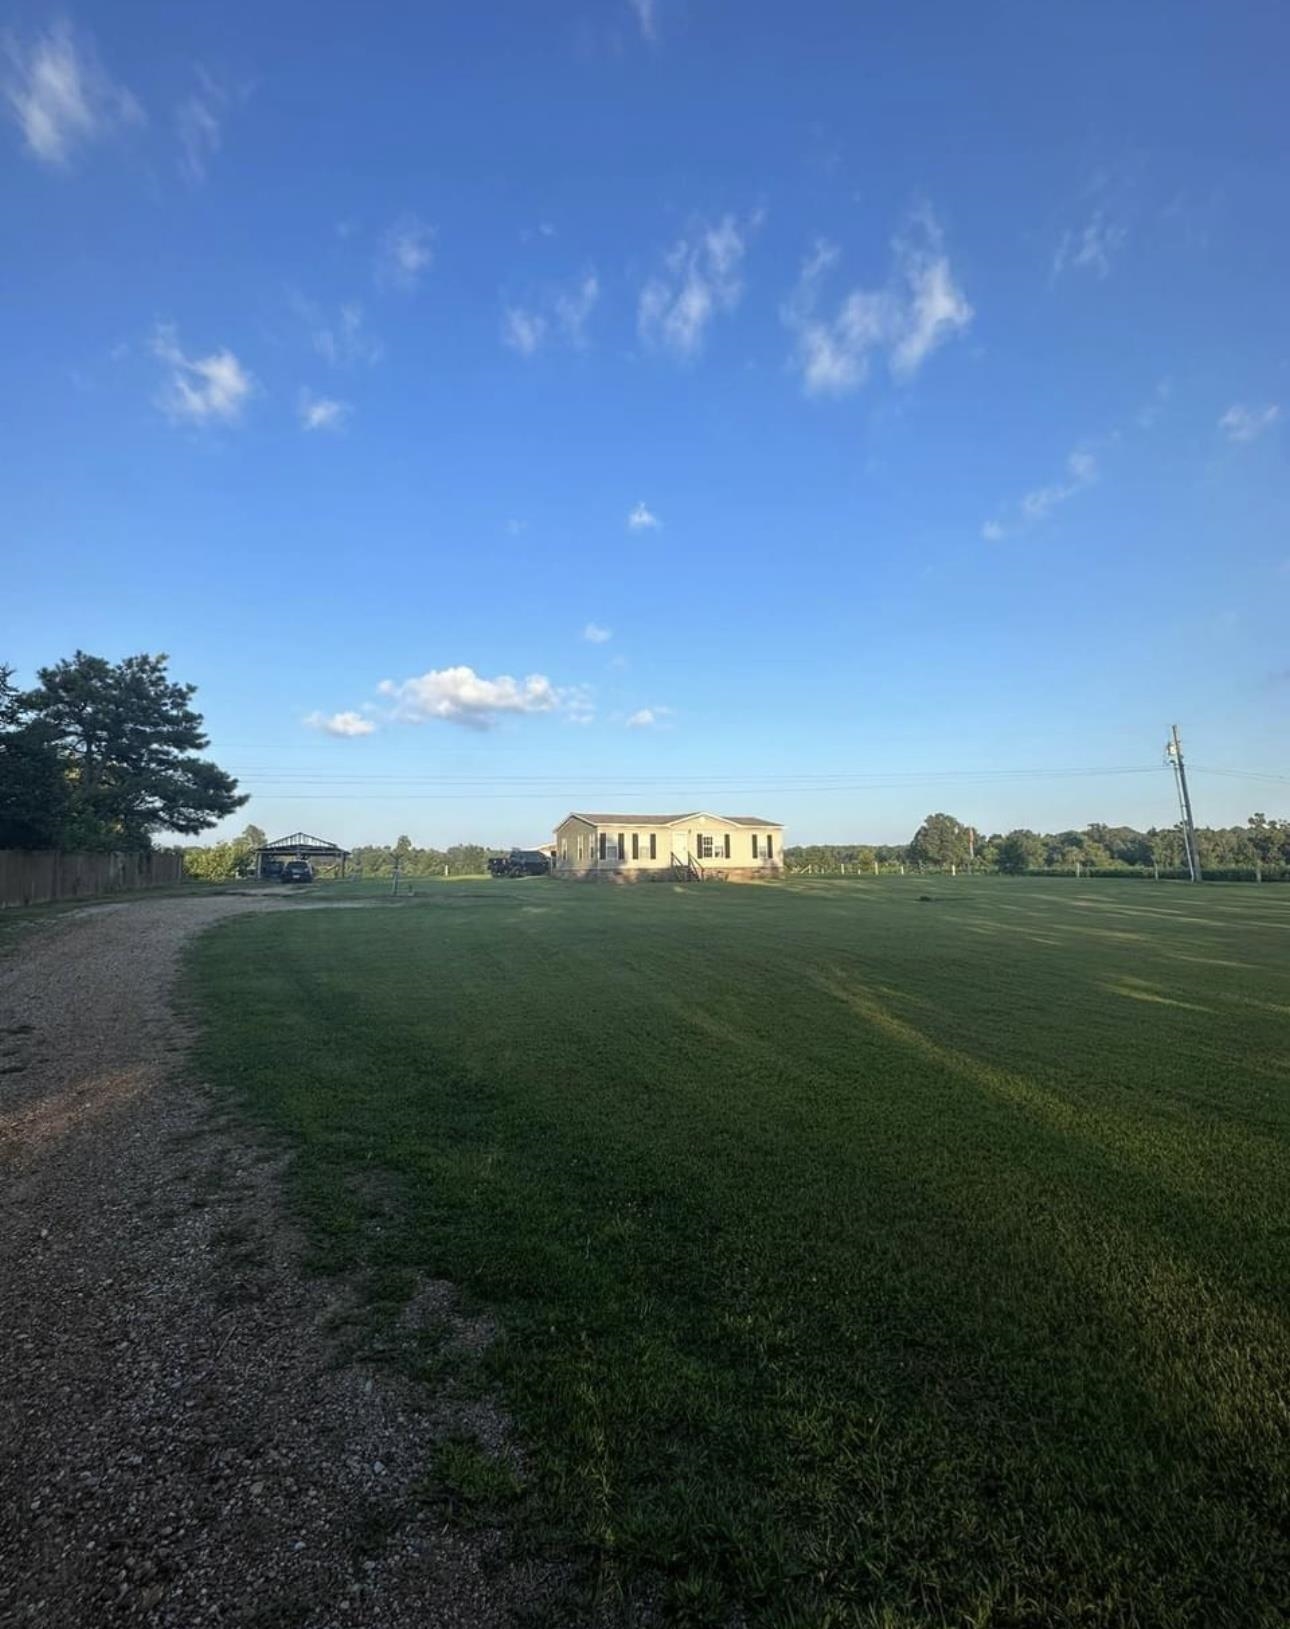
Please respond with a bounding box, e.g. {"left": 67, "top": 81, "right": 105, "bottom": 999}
{"left": 599, "top": 833, "right": 607, "bottom": 861}
{"left": 617, "top": 832, "right": 626, "bottom": 861}
{"left": 766, "top": 834, "right": 774, "bottom": 860}
{"left": 631, "top": 832, "right": 639, "bottom": 860}
{"left": 576, "top": 835, "right": 583, "bottom": 862}
{"left": 752, "top": 834, "right": 759, "bottom": 859}
{"left": 560, "top": 840, "right": 568, "bottom": 862}
{"left": 698, "top": 835, "right": 714, "bottom": 859}
{"left": 649, "top": 833, "right": 657, "bottom": 860}
{"left": 723, "top": 833, "right": 731, "bottom": 859}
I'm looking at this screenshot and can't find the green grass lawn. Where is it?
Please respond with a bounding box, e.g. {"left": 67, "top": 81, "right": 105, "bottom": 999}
{"left": 186, "top": 877, "right": 1290, "bottom": 1627}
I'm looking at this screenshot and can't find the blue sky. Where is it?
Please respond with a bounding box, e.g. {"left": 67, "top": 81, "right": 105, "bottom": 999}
{"left": 3, "top": 0, "right": 1287, "bottom": 846}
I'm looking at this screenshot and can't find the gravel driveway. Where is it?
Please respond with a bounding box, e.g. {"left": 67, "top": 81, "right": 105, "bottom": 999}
{"left": 0, "top": 894, "right": 561, "bottom": 1629}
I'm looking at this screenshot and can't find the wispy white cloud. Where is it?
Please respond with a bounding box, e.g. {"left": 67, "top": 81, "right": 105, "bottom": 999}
{"left": 503, "top": 270, "right": 599, "bottom": 357}
{"left": 890, "top": 217, "right": 975, "bottom": 376}
{"left": 628, "top": 0, "right": 658, "bottom": 41}
{"left": 378, "top": 665, "right": 572, "bottom": 730}
{"left": 298, "top": 390, "right": 350, "bottom": 432}
{"left": 306, "top": 300, "right": 383, "bottom": 367}
{"left": 1218, "top": 402, "right": 1280, "bottom": 443}
{"left": 304, "top": 710, "right": 375, "bottom": 738}
{"left": 583, "top": 622, "right": 612, "bottom": 644}
{"left": 566, "top": 689, "right": 596, "bottom": 726}
{"left": 784, "top": 208, "right": 972, "bottom": 397}
{"left": 553, "top": 271, "right": 599, "bottom": 346}
{"left": 175, "top": 67, "right": 229, "bottom": 183}
{"left": 981, "top": 447, "right": 1098, "bottom": 541}
{"left": 784, "top": 242, "right": 883, "bottom": 396}
{"left": 1135, "top": 377, "right": 1172, "bottom": 429}
{"left": 376, "top": 214, "right": 434, "bottom": 291}
{"left": 502, "top": 307, "right": 546, "bottom": 357}
{"left": 2, "top": 20, "right": 143, "bottom": 166}
{"left": 639, "top": 214, "right": 756, "bottom": 359}
{"left": 626, "top": 705, "right": 671, "bottom": 729}
{"left": 1065, "top": 449, "right": 1097, "bottom": 485}
{"left": 627, "top": 501, "right": 660, "bottom": 531}
{"left": 151, "top": 324, "right": 254, "bottom": 425}
{"left": 1052, "top": 209, "right": 1127, "bottom": 280}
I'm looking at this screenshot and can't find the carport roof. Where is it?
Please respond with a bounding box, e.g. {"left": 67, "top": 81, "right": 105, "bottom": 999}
{"left": 256, "top": 832, "right": 350, "bottom": 856}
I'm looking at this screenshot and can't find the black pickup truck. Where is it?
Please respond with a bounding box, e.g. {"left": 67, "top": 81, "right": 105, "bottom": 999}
{"left": 488, "top": 849, "right": 550, "bottom": 878}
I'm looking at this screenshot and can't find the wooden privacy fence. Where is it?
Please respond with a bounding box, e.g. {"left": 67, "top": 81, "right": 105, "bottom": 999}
{"left": 0, "top": 849, "right": 186, "bottom": 909}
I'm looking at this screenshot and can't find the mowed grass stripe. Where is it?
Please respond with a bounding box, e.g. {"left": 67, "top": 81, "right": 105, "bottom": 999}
{"left": 187, "top": 879, "right": 1290, "bottom": 1626}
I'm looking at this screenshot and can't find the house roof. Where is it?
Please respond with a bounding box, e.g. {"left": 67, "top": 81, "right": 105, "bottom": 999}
{"left": 566, "top": 812, "right": 698, "bottom": 826}
{"left": 563, "top": 811, "right": 782, "bottom": 828}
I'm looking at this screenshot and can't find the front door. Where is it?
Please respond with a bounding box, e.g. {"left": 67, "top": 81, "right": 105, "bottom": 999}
{"left": 672, "top": 828, "right": 690, "bottom": 864}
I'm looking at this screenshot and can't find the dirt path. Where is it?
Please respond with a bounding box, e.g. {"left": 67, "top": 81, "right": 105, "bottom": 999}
{"left": 0, "top": 895, "right": 559, "bottom": 1629}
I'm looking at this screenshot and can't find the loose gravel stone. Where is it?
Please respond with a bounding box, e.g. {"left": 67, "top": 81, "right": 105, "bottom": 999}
{"left": 0, "top": 894, "right": 568, "bottom": 1628}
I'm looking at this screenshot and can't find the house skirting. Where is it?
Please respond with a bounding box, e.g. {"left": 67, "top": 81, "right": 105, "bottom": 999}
{"left": 553, "top": 866, "right": 782, "bottom": 884}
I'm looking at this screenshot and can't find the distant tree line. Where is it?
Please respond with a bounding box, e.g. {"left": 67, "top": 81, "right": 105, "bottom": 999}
{"left": 1, "top": 652, "right": 245, "bottom": 851}
{"left": 349, "top": 837, "right": 506, "bottom": 878}
{"left": 786, "top": 811, "right": 1290, "bottom": 878}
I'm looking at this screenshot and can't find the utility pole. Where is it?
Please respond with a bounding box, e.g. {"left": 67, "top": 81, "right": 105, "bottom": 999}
{"left": 967, "top": 827, "right": 976, "bottom": 875}
{"left": 1166, "top": 725, "right": 1202, "bottom": 883}
{"left": 391, "top": 855, "right": 402, "bottom": 896}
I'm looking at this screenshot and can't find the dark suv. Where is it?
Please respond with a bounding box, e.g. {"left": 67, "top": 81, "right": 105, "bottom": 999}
{"left": 281, "top": 860, "right": 314, "bottom": 884}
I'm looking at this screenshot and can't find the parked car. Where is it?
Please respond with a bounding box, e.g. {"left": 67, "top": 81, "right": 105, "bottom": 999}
{"left": 281, "top": 859, "right": 314, "bottom": 884}
{"left": 488, "top": 849, "right": 551, "bottom": 878}
{"left": 260, "top": 858, "right": 285, "bottom": 881}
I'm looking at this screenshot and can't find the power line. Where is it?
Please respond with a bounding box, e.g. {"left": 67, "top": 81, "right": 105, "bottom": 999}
{"left": 223, "top": 764, "right": 1166, "bottom": 789}
{"left": 1191, "top": 766, "right": 1290, "bottom": 787}
{"left": 250, "top": 778, "right": 1164, "bottom": 803}
{"left": 216, "top": 758, "right": 1289, "bottom": 805}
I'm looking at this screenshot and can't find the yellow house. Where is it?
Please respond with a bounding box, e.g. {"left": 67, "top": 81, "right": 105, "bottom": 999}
{"left": 552, "top": 812, "right": 784, "bottom": 881}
